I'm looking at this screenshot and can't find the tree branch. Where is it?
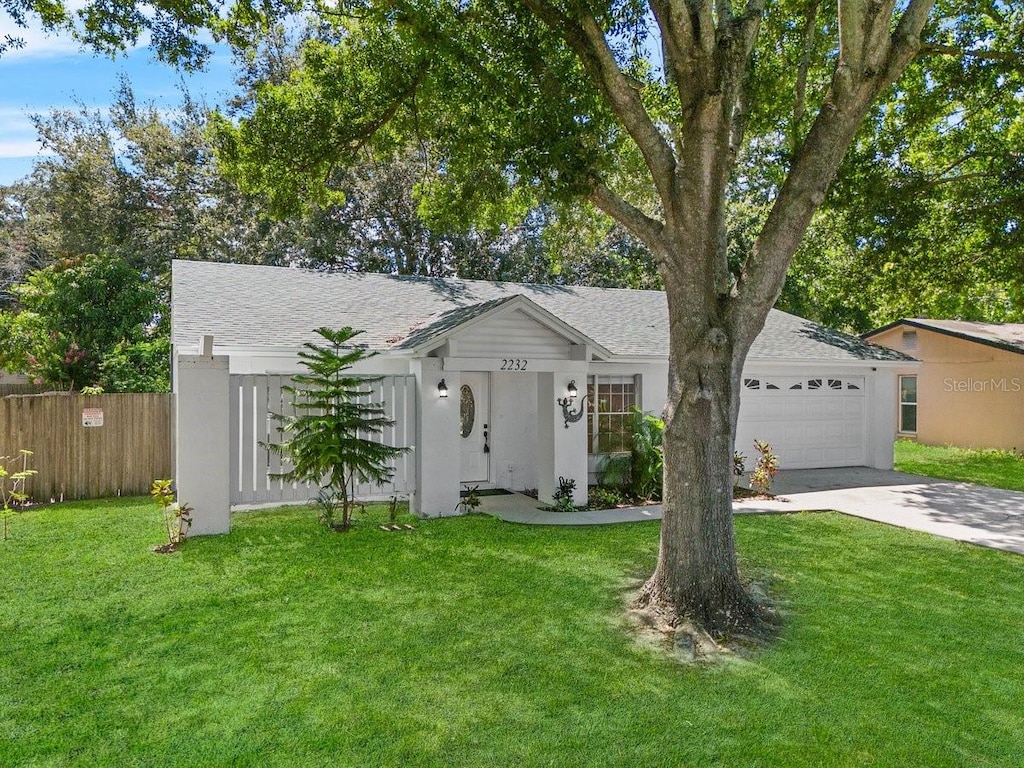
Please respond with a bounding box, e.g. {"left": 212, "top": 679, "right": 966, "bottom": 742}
{"left": 589, "top": 178, "right": 665, "bottom": 257}
{"left": 732, "top": 0, "right": 935, "bottom": 342}
{"left": 648, "top": 0, "right": 697, "bottom": 107}
{"left": 522, "top": 0, "right": 678, "bottom": 207}
{"left": 920, "top": 43, "right": 1022, "bottom": 64}
{"left": 791, "top": 0, "right": 820, "bottom": 156}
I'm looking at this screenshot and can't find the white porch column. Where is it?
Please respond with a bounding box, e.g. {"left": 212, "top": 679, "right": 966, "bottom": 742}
{"left": 536, "top": 372, "right": 589, "bottom": 507}
{"left": 411, "top": 358, "right": 461, "bottom": 517}
{"left": 173, "top": 339, "right": 231, "bottom": 536}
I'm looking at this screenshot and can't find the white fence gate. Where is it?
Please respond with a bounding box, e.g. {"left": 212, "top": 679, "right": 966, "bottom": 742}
{"left": 229, "top": 374, "right": 416, "bottom": 506}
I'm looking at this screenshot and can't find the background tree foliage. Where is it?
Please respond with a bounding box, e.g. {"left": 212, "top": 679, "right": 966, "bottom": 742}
{"left": 0, "top": 253, "right": 164, "bottom": 391}
{"left": 776, "top": 0, "right": 1024, "bottom": 330}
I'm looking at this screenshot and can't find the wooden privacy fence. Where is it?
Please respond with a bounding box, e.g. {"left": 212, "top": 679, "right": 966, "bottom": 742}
{"left": 0, "top": 393, "right": 173, "bottom": 501}
{"left": 230, "top": 374, "right": 416, "bottom": 506}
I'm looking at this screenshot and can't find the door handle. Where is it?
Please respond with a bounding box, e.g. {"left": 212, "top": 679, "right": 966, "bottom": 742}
{"left": 483, "top": 423, "right": 490, "bottom": 453}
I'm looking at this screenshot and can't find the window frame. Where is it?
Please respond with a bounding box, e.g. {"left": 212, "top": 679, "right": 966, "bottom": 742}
{"left": 586, "top": 374, "right": 640, "bottom": 455}
{"left": 899, "top": 374, "right": 918, "bottom": 434}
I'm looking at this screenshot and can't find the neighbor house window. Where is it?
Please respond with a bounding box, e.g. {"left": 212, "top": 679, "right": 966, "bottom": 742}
{"left": 587, "top": 375, "right": 638, "bottom": 454}
{"left": 899, "top": 375, "right": 918, "bottom": 433}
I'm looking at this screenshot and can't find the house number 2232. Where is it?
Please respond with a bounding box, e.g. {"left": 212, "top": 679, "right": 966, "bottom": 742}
{"left": 500, "top": 358, "right": 528, "bottom": 370}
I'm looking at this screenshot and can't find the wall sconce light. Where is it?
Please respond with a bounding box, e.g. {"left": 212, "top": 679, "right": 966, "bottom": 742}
{"left": 557, "top": 382, "right": 588, "bottom": 429}
{"left": 438, "top": 379, "right": 448, "bottom": 398}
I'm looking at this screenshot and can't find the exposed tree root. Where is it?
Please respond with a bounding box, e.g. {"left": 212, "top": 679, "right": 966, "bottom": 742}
{"left": 627, "top": 578, "right": 781, "bottom": 664}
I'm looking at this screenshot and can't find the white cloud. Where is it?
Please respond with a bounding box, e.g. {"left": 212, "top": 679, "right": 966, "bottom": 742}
{"left": 0, "top": 138, "right": 43, "bottom": 157}
{"left": 2, "top": 3, "right": 83, "bottom": 60}
{"left": 3, "top": 1, "right": 147, "bottom": 61}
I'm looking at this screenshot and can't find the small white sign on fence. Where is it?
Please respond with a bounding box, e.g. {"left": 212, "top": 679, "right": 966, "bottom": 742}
{"left": 81, "top": 408, "right": 104, "bottom": 427}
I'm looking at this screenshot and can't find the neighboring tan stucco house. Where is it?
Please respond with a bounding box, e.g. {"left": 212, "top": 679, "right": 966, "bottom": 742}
{"left": 865, "top": 319, "right": 1024, "bottom": 452}
{"left": 171, "top": 260, "right": 911, "bottom": 534}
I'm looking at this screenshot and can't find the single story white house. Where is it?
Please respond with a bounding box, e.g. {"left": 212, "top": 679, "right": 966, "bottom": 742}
{"left": 171, "top": 260, "right": 912, "bottom": 534}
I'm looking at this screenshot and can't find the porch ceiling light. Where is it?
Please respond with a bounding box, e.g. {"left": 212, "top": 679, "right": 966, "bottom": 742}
{"left": 438, "top": 379, "right": 449, "bottom": 398}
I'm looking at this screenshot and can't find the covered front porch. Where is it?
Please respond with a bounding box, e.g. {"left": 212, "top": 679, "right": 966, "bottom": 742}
{"left": 411, "top": 362, "right": 591, "bottom": 516}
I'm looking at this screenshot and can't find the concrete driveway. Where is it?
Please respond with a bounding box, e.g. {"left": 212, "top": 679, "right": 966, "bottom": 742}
{"left": 485, "top": 467, "right": 1024, "bottom": 556}
{"left": 735, "top": 467, "right": 1024, "bottom": 555}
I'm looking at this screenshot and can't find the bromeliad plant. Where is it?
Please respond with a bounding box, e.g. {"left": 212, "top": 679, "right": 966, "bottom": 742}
{"left": 1, "top": 449, "right": 36, "bottom": 541}
{"left": 266, "top": 327, "right": 407, "bottom": 532}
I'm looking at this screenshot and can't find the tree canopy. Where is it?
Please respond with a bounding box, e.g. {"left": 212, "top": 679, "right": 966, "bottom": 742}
{"left": 779, "top": 0, "right": 1024, "bottom": 331}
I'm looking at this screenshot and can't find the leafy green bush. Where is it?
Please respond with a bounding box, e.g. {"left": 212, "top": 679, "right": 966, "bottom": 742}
{"left": 588, "top": 485, "right": 623, "bottom": 510}
{"left": 598, "top": 407, "right": 664, "bottom": 501}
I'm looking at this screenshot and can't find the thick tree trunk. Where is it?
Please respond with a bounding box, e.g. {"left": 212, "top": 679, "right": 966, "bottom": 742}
{"left": 640, "top": 282, "right": 759, "bottom": 634}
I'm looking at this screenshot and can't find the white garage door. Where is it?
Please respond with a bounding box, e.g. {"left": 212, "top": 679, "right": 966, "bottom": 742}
{"left": 735, "top": 375, "right": 867, "bottom": 469}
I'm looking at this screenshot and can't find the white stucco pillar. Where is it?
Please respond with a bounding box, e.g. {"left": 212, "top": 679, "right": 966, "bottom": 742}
{"left": 536, "top": 372, "right": 589, "bottom": 507}
{"left": 412, "top": 358, "right": 461, "bottom": 517}
{"left": 173, "top": 340, "right": 231, "bottom": 536}
{"left": 867, "top": 367, "right": 899, "bottom": 469}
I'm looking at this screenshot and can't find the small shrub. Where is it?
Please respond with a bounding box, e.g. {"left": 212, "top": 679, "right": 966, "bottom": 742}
{"left": 588, "top": 485, "right": 624, "bottom": 509}
{"left": 314, "top": 487, "right": 347, "bottom": 528}
{"left": 457, "top": 485, "right": 482, "bottom": 514}
{"left": 1, "top": 449, "right": 37, "bottom": 541}
{"left": 750, "top": 440, "right": 780, "bottom": 495}
{"left": 552, "top": 476, "right": 577, "bottom": 513}
{"left": 598, "top": 407, "right": 664, "bottom": 501}
{"left": 733, "top": 451, "right": 747, "bottom": 486}
{"left": 150, "top": 479, "right": 192, "bottom": 552}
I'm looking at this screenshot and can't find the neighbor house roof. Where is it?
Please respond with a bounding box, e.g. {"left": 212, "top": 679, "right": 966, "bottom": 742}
{"left": 865, "top": 319, "right": 1024, "bottom": 357}
{"left": 171, "top": 260, "right": 910, "bottom": 363}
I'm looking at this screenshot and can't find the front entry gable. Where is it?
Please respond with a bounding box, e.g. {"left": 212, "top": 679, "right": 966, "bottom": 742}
{"left": 394, "top": 294, "right": 612, "bottom": 364}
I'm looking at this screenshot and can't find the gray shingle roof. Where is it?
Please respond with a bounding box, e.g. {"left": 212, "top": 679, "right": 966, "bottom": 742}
{"left": 171, "top": 260, "right": 909, "bottom": 363}
{"left": 866, "top": 318, "right": 1024, "bottom": 356}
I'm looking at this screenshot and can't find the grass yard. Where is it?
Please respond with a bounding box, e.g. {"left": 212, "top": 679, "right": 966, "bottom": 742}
{"left": 2, "top": 499, "right": 1024, "bottom": 767}
{"left": 895, "top": 439, "right": 1024, "bottom": 491}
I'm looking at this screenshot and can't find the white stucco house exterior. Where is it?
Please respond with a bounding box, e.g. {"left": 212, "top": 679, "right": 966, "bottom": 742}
{"left": 171, "top": 260, "right": 912, "bottom": 534}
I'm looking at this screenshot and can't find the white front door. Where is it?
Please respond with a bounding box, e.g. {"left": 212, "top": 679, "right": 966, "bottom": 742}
{"left": 459, "top": 372, "right": 490, "bottom": 483}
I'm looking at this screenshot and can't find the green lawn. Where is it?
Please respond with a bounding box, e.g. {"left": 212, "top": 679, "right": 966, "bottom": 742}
{"left": 895, "top": 439, "right": 1024, "bottom": 491}
{"left": 3, "top": 499, "right": 1024, "bottom": 767}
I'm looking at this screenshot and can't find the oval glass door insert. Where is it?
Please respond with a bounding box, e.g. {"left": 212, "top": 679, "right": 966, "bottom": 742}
{"left": 460, "top": 385, "right": 475, "bottom": 438}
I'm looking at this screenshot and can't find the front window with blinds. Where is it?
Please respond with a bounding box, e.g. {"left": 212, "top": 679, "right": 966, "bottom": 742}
{"left": 587, "top": 375, "right": 638, "bottom": 454}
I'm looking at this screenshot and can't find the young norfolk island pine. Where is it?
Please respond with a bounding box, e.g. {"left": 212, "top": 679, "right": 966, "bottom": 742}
{"left": 266, "top": 327, "right": 407, "bottom": 531}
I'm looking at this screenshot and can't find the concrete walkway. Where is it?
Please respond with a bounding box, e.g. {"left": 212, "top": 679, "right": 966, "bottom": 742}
{"left": 482, "top": 467, "right": 1024, "bottom": 556}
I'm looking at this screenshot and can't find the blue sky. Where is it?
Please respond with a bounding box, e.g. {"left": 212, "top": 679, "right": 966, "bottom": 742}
{"left": 0, "top": 20, "right": 237, "bottom": 185}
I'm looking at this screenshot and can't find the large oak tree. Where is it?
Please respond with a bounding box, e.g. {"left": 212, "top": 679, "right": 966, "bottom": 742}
{"left": 11, "top": 0, "right": 950, "bottom": 635}
{"left": 213, "top": 0, "right": 939, "bottom": 634}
